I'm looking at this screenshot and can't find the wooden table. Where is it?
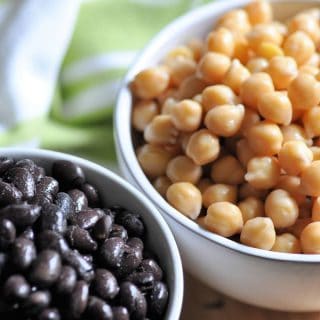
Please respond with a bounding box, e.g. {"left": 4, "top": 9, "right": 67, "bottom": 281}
{"left": 181, "top": 273, "right": 320, "bottom": 320}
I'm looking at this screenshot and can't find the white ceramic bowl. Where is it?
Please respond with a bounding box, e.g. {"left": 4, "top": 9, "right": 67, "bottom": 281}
{"left": 115, "top": 0, "right": 320, "bottom": 312}
{"left": 0, "top": 148, "right": 183, "bottom": 319}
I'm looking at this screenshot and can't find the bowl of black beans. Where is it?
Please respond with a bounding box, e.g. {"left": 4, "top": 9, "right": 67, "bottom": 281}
{"left": 0, "top": 148, "right": 183, "bottom": 320}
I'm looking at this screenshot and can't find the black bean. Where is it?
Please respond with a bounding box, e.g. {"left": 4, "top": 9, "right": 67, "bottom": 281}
{"left": 80, "top": 183, "right": 100, "bottom": 207}
{"left": 112, "top": 306, "right": 129, "bottom": 320}
{"left": 115, "top": 211, "right": 144, "bottom": 238}
{"left": 148, "top": 281, "right": 168, "bottom": 318}
{"left": 20, "top": 227, "right": 34, "bottom": 241}
{"left": 6, "top": 167, "right": 35, "bottom": 200}
{"left": 0, "top": 181, "right": 22, "bottom": 206}
{"left": 41, "top": 204, "right": 67, "bottom": 234}
{"left": 3, "top": 275, "right": 30, "bottom": 302}
{"left": 55, "top": 265, "right": 77, "bottom": 295}
{"left": 126, "top": 272, "right": 155, "bottom": 292}
{"left": 82, "top": 254, "right": 93, "bottom": 264}
{"left": 16, "top": 159, "right": 45, "bottom": 183}
{"left": 120, "top": 245, "right": 143, "bottom": 276}
{"left": 63, "top": 250, "right": 94, "bottom": 282}
{"left": 93, "top": 215, "right": 112, "bottom": 241}
{"left": 119, "top": 282, "right": 147, "bottom": 320}
{"left": 0, "top": 204, "right": 41, "bottom": 227}
{"left": 127, "top": 237, "right": 144, "bottom": 251}
{"left": 52, "top": 160, "right": 85, "bottom": 188}
{"left": 37, "top": 230, "right": 69, "bottom": 255}
{"left": 55, "top": 192, "right": 75, "bottom": 219}
{"left": 0, "top": 252, "right": 8, "bottom": 276}
{"left": 85, "top": 296, "right": 113, "bottom": 320}
{"left": 66, "top": 226, "right": 97, "bottom": 253}
{"left": 23, "top": 290, "right": 51, "bottom": 314}
{"left": 38, "top": 308, "right": 61, "bottom": 320}
{"left": 0, "top": 158, "right": 14, "bottom": 176}
{"left": 110, "top": 224, "right": 128, "bottom": 241}
{"left": 70, "top": 209, "right": 103, "bottom": 229}
{"left": 104, "top": 208, "right": 116, "bottom": 223}
{"left": 29, "top": 250, "right": 62, "bottom": 287}
{"left": 36, "top": 176, "right": 59, "bottom": 196}
{"left": 31, "top": 193, "right": 53, "bottom": 207}
{"left": 68, "top": 189, "right": 88, "bottom": 212}
{"left": 0, "top": 218, "right": 16, "bottom": 250}
{"left": 99, "top": 237, "right": 125, "bottom": 269}
{"left": 139, "top": 259, "right": 163, "bottom": 281}
{"left": 93, "top": 269, "right": 119, "bottom": 300}
{"left": 69, "top": 280, "right": 89, "bottom": 319}
{"left": 11, "top": 237, "right": 36, "bottom": 270}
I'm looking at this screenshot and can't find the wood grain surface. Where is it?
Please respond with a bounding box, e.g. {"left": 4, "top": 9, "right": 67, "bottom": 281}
{"left": 181, "top": 273, "right": 320, "bottom": 320}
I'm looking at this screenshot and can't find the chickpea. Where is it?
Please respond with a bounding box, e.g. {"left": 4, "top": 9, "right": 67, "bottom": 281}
{"left": 197, "top": 178, "right": 212, "bottom": 194}
{"left": 299, "top": 197, "right": 312, "bottom": 219}
{"left": 187, "top": 38, "right": 204, "bottom": 62}
{"left": 197, "top": 52, "right": 231, "bottom": 84}
{"left": 300, "top": 161, "right": 320, "bottom": 197}
{"left": 305, "top": 53, "right": 320, "bottom": 67}
{"left": 169, "top": 99, "right": 202, "bottom": 132}
{"left": 303, "top": 107, "right": 320, "bottom": 138}
{"left": 239, "top": 108, "right": 260, "bottom": 137}
{"left": 132, "top": 100, "right": 159, "bottom": 131}
{"left": 246, "top": 57, "right": 269, "bottom": 73}
{"left": 286, "top": 218, "right": 312, "bottom": 237}
{"left": 156, "top": 88, "right": 178, "bottom": 106}
{"left": 310, "top": 147, "right": 320, "bottom": 161}
{"left": 299, "top": 65, "right": 319, "bottom": 76}
{"left": 223, "top": 59, "right": 250, "bottom": 94}
{"left": 272, "top": 233, "right": 301, "bottom": 253}
{"left": 166, "top": 182, "right": 202, "bottom": 219}
{"left": 256, "top": 42, "right": 284, "bottom": 60}
{"left": 144, "top": 115, "right": 178, "bottom": 145}
{"left": 245, "top": 0, "right": 272, "bottom": 25}
{"left": 186, "top": 129, "right": 220, "bottom": 165}
{"left": 270, "top": 21, "right": 288, "bottom": 37}
{"left": 276, "top": 175, "right": 305, "bottom": 205}
{"left": 233, "top": 34, "right": 252, "bottom": 64}
{"left": 153, "top": 176, "right": 172, "bottom": 197}
{"left": 203, "top": 184, "right": 237, "bottom": 208}
{"left": 301, "top": 222, "right": 320, "bottom": 253}
{"left": 137, "top": 144, "right": 173, "bottom": 178}
{"left": 206, "top": 28, "right": 235, "bottom": 57}
{"left": 236, "top": 139, "right": 255, "bottom": 168}
{"left": 281, "top": 124, "right": 311, "bottom": 146}
{"left": 205, "top": 104, "right": 245, "bottom": 137}
{"left": 240, "top": 217, "right": 276, "bottom": 250}
{"left": 201, "top": 85, "right": 237, "bottom": 113}
{"left": 288, "top": 73, "right": 320, "bottom": 110}
{"left": 245, "top": 156, "right": 280, "bottom": 189}
{"left": 312, "top": 197, "right": 320, "bottom": 221}
{"left": 257, "top": 91, "right": 292, "bottom": 125}
{"left": 283, "top": 31, "right": 315, "bottom": 65}
{"left": 161, "top": 97, "right": 177, "bottom": 115}
{"left": 267, "top": 56, "right": 298, "bottom": 90}
{"left": 238, "top": 196, "right": 264, "bottom": 223}
{"left": 180, "top": 132, "right": 192, "bottom": 153}
{"left": 247, "top": 24, "right": 283, "bottom": 52}
{"left": 166, "top": 155, "right": 202, "bottom": 184}
{"left": 240, "top": 72, "right": 274, "bottom": 110}
{"left": 132, "top": 66, "right": 170, "bottom": 99}
{"left": 217, "top": 9, "right": 251, "bottom": 35}
{"left": 205, "top": 202, "right": 243, "bottom": 237}
{"left": 239, "top": 182, "right": 268, "bottom": 200}
{"left": 176, "top": 75, "right": 207, "bottom": 100}
{"left": 247, "top": 121, "right": 283, "bottom": 156}
{"left": 166, "top": 46, "right": 194, "bottom": 60}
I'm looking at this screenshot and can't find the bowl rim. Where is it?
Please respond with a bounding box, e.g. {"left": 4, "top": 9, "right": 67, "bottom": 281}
{"left": 0, "top": 147, "right": 184, "bottom": 320}
{"left": 115, "top": 0, "right": 320, "bottom": 263}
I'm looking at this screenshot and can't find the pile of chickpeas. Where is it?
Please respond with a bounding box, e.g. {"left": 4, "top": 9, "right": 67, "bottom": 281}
{"left": 130, "top": 0, "right": 320, "bottom": 254}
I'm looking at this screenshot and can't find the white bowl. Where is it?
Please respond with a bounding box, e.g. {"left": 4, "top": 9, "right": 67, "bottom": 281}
{"left": 0, "top": 148, "right": 183, "bottom": 319}
{"left": 115, "top": 0, "right": 320, "bottom": 312}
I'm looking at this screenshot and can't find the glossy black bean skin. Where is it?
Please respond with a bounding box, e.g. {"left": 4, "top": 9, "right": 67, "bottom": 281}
{"left": 148, "top": 281, "right": 169, "bottom": 318}
{"left": 119, "top": 282, "right": 147, "bottom": 320}
{"left": 55, "top": 266, "right": 77, "bottom": 295}
{"left": 110, "top": 224, "right": 128, "bottom": 241}
{"left": 23, "top": 290, "right": 51, "bottom": 314}
{"left": 68, "top": 190, "right": 88, "bottom": 212}
{"left": 38, "top": 308, "right": 61, "bottom": 320}
{"left": 70, "top": 209, "right": 103, "bottom": 229}
{"left": 37, "top": 230, "right": 70, "bottom": 255}
{"left": 52, "top": 161, "right": 85, "bottom": 188}
{"left": 41, "top": 204, "right": 67, "bottom": 234}
{"left": 66, "top": 226, "right": 97, "bottom": 253}
{"left": 0, "top": 252, "right": 8, "bottom": 276}
{"left": 93, "top": 215, "right": 112, "bottom": 241}
{"left": 31, "top": 193, "right": 53, "bottom": 207}
{"left": 11, "top": 237, "right": 36, "bottom": 270}
{"left": 0, "top": 219, "right": 16, "bottom": 250}
{"left": 0, "top": 158, "right": 15, "bottom": 176}
{"left": 16, "top": 159, "right": 45, "bottom": 183}
{"left": 139, "top": 259, "right": 163, "bottom": 281}
{"left": 29, "top": 250, "right": 62, "bottom": 287}
{"left": 93, "top": 269, "right": 119, "bottom": 300}
{"left": 0, "top": 181, "right": 22, "bottom": 206}
{"left": 115, "top": 211, "right": 145, "bottom": 238}
{"left": 120, "top": 245, "right": 143, "bottom": 276}
{"left": 99, "top": 237, "right": 125, "bottom": 269}
{"left": 126, "top": 272, "right": 155, "bottom": 292}
{"left": 127, "top": 238, "right": 144, "bottom": 252}
{"left": 112, "top": 306, "right": 129, "bottom": 320}
{"left": 20, "top": 227, "right": 34, "bottom": 241}
{"left": 0, "top": 204, "right": 41, "bottom": 227}
{"left": 55, "top": 192, "right": 75, "bottom": 219}
{"left": 80, "top": 183, "right": 100, "bottom": 207}
{"left": 82, "top": 254, "right": 93, "bottom": 264}
{"left": 3, "top": 275, "right": 30, "bottom": 302}
{"left": 85, "top": 296, "right": 113, "bottom": 320}
{"left": 69, "top": 280, "right": 89, "bottom": 319}
{"left": 36, "top": 177, "right": 59, "bottom": 196}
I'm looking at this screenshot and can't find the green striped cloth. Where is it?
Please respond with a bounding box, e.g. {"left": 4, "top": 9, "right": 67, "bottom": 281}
{"left": 0, "top": 0, "right": 211, "bottom": 165}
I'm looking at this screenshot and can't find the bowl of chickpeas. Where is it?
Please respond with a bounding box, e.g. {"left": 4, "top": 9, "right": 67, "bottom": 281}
{"left": 115, "top": 0, "right": 320, "bottom": 311}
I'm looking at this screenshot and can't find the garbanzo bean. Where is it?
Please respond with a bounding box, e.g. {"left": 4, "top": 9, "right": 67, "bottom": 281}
{"left": 211, "top": 155, "right": 245, "bottom": 185}
{"left": 286, "top": 218, "right": 312, "bottom": 238}
{"left": 205, "top": 104, "right": 245, "bottom": 137}
{"left": 206, "top": 28, "right": 235, "bottom": 57}
{"left": 166, "top": 155, "right": 202, "bottom": 184}
{"left": 256, "top": 42, "right": 284, "bottom": 60}
{"left": 246, "top": 57, "right": 269, "bottom": 73}
{"left": 239, "top": 108, "right": 261, "bottom": 137}
{"left": 312, "top": 197, "right": 320, "bottom": 221}
{"left": 310, "top": 146, "right": 320, "bottom": 161}
{"left": 272, "top": 233, "right": 301, "bottom": 253}
{"left": 245, "top": 0, "right": 272, "bottom": 25}
{"left": 239, "top": 182, "right": 268, "bottom": 200}
{"left": 187, "top": 39, "right": 204, "bottom": 62}
{"left": 205, "top": 202, "right": 243, "bottom": 237}
{"left": 300, "top": 161, "right": 320, "bottom": 197}
{"left": 265, "top": 189, "right": 299, "bottom": 228}
{"left": 238, "top": 196, "right": 264, "bottom": 223}
{"left": 197, "top": 178, "right": 212, "bottom": 194}
{"left": 281, "top": 124, "right": 311, "bottom": 146}
{"left": 132, "top": 100, "right": 159, "bottom": 131}
{"left": 153, "top": 176, "right": 172, "bottom": 197}
{"left": 161, "top": 97, "right": 177, "bottom": 115}
{"left": 217, "top": 9, "right": 251, "bottom": 35}
{"left": 166, "top": 46, "right": 194, "bottom": 60}
{"left": 176, "top": 75, "right": 207, "bottom": 100}
{"left": 202, "top": 184, "right": 237, "bottom": 208}
{"left": 233, "top": 34, "right": 252, "bottom": 64}
{"left": 245, "top": 156, "right": 280, "bottom": 189}
{"left": 301, "top": 222, "right": 320, "bottom": 253}
{"left": 303, "top": 107, "right": 320, "bottom": 138}
{"left": 186, "top": 129, "right": 220, "bottom": 165}
{"left": 240, "top": 217, "right": 276, "bottom": 250}
{"left": 236, "top": 139, "right": 255, "bottom": 168}
{"left": 166, "top": 182, "right": 202, "bottom": 219}
{"left": 276, "top": 175, "right": 305, "bottom": 205}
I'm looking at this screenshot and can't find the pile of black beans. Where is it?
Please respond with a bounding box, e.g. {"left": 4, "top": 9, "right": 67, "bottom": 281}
{"left": 0, "top": 157, "right": 168, "bottom": 320}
